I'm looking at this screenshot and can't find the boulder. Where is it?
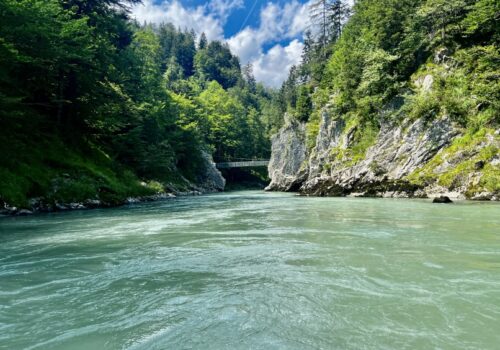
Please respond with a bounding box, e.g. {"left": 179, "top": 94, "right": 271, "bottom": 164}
{"left": 84, "top": 199, "right": 101, "bottom": 208}
{"left": 17, "top": 209, "right": 33, "bottom": 216}
{"left": 55, "top": 203, "right": 68, "bottom": 210}
{"left": 69, "top": 203, "right": 86, "bottom": 210}
{"left": 432, "top": 196, "right": 453, "bottom": 203}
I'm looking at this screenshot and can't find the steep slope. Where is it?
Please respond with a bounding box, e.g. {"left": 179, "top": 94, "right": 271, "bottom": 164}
{"left": 0, "top": 0, "right": 279, "bottom": 213}
{"left": 266, "top": 114, "right": 308, "bottom": 191}
{"left": 267, "top": 0, "right": 499, "bottom": 200}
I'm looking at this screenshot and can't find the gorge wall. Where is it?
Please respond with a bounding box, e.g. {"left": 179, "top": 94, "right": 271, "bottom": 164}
{"left": 267, "top": 77, "right": 500, "bottom": 201}
{"left": 265, "top": 0, "right": 499, "bottom": 202}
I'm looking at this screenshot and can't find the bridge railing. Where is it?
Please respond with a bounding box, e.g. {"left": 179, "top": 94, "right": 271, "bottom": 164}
{"left": 216, "top": 160, "right": 269, "bottom": 169}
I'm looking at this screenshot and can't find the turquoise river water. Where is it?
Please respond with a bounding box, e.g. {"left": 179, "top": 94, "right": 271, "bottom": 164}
{"left": 1, "top": 191, "right": 499, "bottom": 349}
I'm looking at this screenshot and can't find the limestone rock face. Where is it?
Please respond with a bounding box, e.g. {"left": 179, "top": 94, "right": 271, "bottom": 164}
{"left": 196, "top": 151, "right": 226, "bottom": 192}
{"left": 314, "top": 118, "right": 457, "bottom": 191}
{"left": 266, "top": 116, "right": 308, "bottom": 191}
{"left": 307, "top": 109, "right": 346, "bottom": 181}
{"left": 267, "top": 106, "right": 499, "bottom": 200}
{"left": 301, "top": 112, "right": 460, "bottom": 196}
{"left": 418, "top": 130, "right": 500, "bottom": 201}
{"left": 415, "top": 74, "right": 434, "bottom": 92}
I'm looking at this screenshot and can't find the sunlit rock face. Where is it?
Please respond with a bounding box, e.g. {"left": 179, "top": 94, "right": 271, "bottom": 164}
{"left": 197, "top": 151, "right": 226, "bottom": 192}
{"left": 266, "top": 114, "right": 308, "bottom": 192}
{"left": 267, "top": 106, "right": 499, "bottom": 201}
{"left": 302, "top": 112, "right": 460, "bottom": 197}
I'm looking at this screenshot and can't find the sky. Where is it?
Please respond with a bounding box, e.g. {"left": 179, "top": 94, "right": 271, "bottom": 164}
{"left": 130, "top": 0, "right": 314, "bottom": 87}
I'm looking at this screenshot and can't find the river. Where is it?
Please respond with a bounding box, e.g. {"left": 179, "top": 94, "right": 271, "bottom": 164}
{"left": 1, "top": 191, "right": 499, "bottom": 349}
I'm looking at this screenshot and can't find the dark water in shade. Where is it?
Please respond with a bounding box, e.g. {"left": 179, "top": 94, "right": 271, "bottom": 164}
{"left": 1, "top": 191, "right": 499, "bottom": 349}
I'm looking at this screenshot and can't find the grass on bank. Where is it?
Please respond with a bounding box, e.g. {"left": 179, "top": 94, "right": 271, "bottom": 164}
{"left": 0, "top": 122, "right": 158, "bottom": 208}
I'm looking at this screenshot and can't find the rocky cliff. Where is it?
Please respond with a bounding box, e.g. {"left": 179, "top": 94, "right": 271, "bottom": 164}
{"left": 267, "top": 96, "right": 499, "bottom": 201}
{"left": 195, "top": 151, "right": 226, "bottom": 192}
{"left": 266, "top": 114, "right": 308, "bottom": 191}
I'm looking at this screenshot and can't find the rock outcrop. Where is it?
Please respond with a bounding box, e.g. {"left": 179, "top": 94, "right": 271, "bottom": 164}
{"left": 196, "top": 151, "right": 226, "bottom": 192}
{"left": 267, "top": 107, "right": 499, "bottom": 201}
{"left": 302, "top": 112, "right": 461, "bottom": 196}
{"left": 265, "top": 115, "right": 308, "bottom": 191}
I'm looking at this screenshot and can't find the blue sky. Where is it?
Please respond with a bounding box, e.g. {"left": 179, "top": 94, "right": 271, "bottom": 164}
{"left": 131, "top": 0, "right": 313, "bottom": 87}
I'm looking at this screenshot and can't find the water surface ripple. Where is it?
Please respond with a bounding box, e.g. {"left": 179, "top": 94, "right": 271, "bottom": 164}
{"left": 1, "top": 191, "right": 499, "bottom": 349}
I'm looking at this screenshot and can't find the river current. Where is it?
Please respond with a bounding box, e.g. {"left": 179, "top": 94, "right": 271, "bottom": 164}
{"left": 1, "top": 191, "right": 499, "bottom": 349}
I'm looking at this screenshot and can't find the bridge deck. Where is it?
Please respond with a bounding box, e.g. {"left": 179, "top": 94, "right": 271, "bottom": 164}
{"left": 216, "top": 160, "right": 269, "bottom": 169}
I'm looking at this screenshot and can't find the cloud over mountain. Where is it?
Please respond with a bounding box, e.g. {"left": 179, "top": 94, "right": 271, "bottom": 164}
{"left": 131, "top": 0, "right": 313, "bottom": 87}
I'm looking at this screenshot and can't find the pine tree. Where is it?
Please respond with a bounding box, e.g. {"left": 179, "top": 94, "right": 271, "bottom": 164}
{"left": 296, "top": 85, "right": 312, "bottom": 122}
{"left": 417, "top": 0, "right": 470, "bottom": 44}
{"left": 198, "top": 32, "right": 208, "bottom": 49}
{"left": 309, "top": 0, "right": 330, "bottom": 55}
{"left": 328, "top": 0, "right": 350, "bottom": 43}
{"left": 242, "top": 63, "right": 257, "bottom": 92}
{"left": 302, "top": 30, "right": 315, "bottom": 65}
{"left": 309, "top": 0, "right": 350, "bottom": 55}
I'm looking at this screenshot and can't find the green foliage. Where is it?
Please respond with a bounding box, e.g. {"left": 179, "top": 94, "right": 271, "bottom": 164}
{"left": 0, "top": 0, "right": 275, "bottom": 208}
{"left": 194, "top": 41, "right": 241, "bottom": 89}
{"left": 157, "top": 24, "right": 196, "bottom": 77}
{"left": 347, "top": 121, "right": 379, "bottom": 164}
{"left": 403, "top": 92, "right": 441, "bottom": 122}
{"left": 281, "top": 0, "right": 500, "bottom": 197}
{"left": 306, "top": 111, "right": 321, "bottom": 150}
{"left": 0, "top": 125, "right": 152, "bottom": 207}
{"left": 296, "top": 85, "right": 313, "bottom": 122}
{"left": 197, "top": 81, "right": 245, "bottom": 160}
{"left": 325, "top": 115, "right": 379, "bottom": 167}
{"left": 416, "top": 0, "right": 471, "bottom": 46}
{"left": 357, "top": 49, "right": 399, "bottom": 99}
{"left": 407, "top": 128, "right": 500, "bottom": 196}
{"left": 462, "top": 0, "right": 500, "bottom": 44}
{"left": 309, "top": 0, "right": 350, "bottom": 53}
{"left": 144, "top": 181, "right": 165, "bottom": 194}
{"left": 403, "top": 45, "right": 500, "bottom": 127}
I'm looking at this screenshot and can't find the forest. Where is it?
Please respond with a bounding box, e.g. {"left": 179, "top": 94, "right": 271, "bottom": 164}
{"left": 282, "top": 0, "right": 498, "bottom": 134}
{"left": 0, "top": 0, "right": 499, "bottom": 209}
{"left": 0, "top": 0, "right": 283, "bottom": 208}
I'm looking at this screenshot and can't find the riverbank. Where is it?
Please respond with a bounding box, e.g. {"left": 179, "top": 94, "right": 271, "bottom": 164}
{"left": 0, "top": 132, "right": 226, "bottom": 217}
{"left": 0, "top": 190, "right": 196, "bottom": 217}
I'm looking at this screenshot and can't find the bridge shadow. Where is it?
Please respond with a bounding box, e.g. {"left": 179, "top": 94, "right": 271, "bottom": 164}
{"left": 218, "top": 165, "right": 270, "bottom": 190}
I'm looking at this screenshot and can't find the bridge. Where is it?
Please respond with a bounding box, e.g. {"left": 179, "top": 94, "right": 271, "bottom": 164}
{"left": 215, "top": 160, "right": 269, "bottom": 169}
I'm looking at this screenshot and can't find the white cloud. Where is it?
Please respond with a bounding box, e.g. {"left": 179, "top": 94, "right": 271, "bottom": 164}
{"left": 131, "top": 0, "right": 224, "bottom": 41}
{"left": 131, "top": 0, "right": 315, "bottom": 87}
{"left": 253, "top": 40, "right": 304, "bottom": 88}
{"left": 228, "top": 1, "right": 311, "bottom": 86}
{"left": 289, "top": 2, "right": 311, "bottom": 37}
{"left": 227, "top": 0, "right": 310, "bottom": 58}
{"left": 227, "top": 28, "right": 261, "bottom": 64}
{"left": 208, "top": 0, "right": 244, "bottom": 21}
